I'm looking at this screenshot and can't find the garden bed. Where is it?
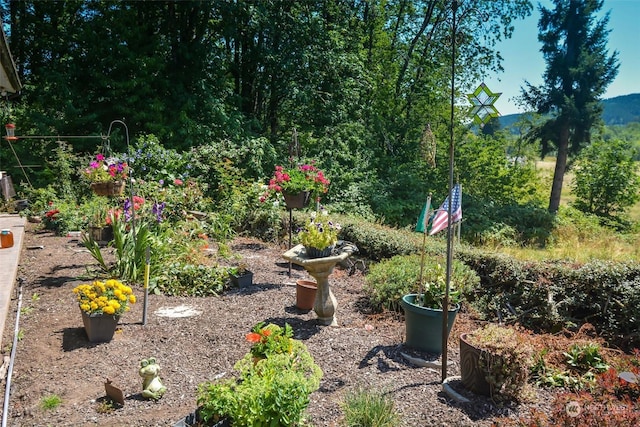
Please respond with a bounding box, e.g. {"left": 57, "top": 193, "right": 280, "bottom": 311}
{"left": 0, "top": 223, "right": 626, "bottom": 426}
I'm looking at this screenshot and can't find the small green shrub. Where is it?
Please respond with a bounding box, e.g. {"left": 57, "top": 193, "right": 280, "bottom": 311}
{"left": 364, "top": 254, "right": 479, "bottom": 312}
{"left": 340, "top": 387, "right": 401, "bottom": 427}
{"left": 339, "top": 219, "right": 429, "bottom": 261}
{"left": 40, "top": 394, "right": 62, "bottom": 410}
{"left": 198, "top": 323, "right": 322, "bottom": 427}
{"left": 153, "top": 263, "right": 229, "bottom": 296}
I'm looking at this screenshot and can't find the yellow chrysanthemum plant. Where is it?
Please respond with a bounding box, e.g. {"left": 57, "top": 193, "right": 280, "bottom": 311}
{"left": 73, "top": 279, "right": 136, "bottom": 317}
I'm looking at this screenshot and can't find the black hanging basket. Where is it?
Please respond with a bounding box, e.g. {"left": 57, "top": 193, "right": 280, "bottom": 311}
{"left": 283, "top": 191, "right": 310, "bottom": 209}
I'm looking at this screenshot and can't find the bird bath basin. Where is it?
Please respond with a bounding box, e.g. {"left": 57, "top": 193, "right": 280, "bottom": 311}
{"left": 282, "top": 243, "right": 356, "bottom": 326}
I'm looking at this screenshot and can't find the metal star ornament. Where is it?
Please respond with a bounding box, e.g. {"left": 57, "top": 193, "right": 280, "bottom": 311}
{"left": 467, "top": 83, "right": 501, "bottom": 125}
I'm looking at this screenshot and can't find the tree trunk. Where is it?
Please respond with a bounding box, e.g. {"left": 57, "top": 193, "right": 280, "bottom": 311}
{"left": 548, "top": 122, "right": 570, "bottom": 213}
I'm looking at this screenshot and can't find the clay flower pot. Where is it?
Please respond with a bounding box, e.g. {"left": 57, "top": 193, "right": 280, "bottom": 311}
{"left": 295, "top": 280, "right": 317, "bottom": 310}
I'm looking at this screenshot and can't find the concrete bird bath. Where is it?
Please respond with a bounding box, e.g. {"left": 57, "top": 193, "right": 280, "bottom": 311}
{"left": 283, "top": 243, "right": 356, "bottom": 326}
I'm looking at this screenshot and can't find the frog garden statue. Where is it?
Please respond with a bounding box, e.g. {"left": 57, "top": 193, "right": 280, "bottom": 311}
{"left": 139, "top": 357, "right": 167, "bottom": 400}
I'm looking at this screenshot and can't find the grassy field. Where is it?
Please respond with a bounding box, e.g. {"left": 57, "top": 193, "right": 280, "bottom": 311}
{"left": 497, "top": 158, "right": 640, "bottom": 262}
{"left": 536, "top": 157, "right": 640, "bottom": 221}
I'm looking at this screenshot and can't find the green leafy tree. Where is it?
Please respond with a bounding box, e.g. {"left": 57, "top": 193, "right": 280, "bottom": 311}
{"left": 521, "top": 0, "right": 619, "bottom": 213}
{"left": 572, "top": 139, "right": 640, "bottom": 218}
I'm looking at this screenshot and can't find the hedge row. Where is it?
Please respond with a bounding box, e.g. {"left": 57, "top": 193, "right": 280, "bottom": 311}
{"left": 456, "top": 248, "right": 640, "bottom": 350}
{"left": 330, "top": 217, "right": 640, "bottom": 350}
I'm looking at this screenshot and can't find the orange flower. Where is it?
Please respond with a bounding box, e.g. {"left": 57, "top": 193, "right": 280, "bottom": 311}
{"left": 261, "top": 329, "right": 272, "bottom": 337}
{"left": 246, "top": 332, "right": 261, "bottom": 343}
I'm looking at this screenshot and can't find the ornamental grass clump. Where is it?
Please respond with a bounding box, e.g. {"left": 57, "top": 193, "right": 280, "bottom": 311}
{"left": 73, "top": 279, "right": 136, "bottom": 316}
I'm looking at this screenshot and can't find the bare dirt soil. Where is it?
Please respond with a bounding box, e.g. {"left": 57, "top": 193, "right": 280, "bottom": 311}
{"left": 1, "top": 223, "right": 560, "bottom": 426}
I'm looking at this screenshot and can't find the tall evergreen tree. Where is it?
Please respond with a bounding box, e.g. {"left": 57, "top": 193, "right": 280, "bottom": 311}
{"left": 521, "top": 0, "right": 618, "bottom": 213}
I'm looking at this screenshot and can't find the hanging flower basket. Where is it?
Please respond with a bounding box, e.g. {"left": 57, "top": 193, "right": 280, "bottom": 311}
{"left": 90, "top": 180, "right": 126, "bottom": 197}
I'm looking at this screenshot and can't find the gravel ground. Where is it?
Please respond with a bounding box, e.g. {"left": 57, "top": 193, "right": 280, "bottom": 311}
{"left": 0, "top": 223, "right": 556, "bottom": 426}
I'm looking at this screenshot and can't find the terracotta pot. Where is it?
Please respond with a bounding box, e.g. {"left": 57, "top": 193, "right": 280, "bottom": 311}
{"left": 282, "top": 191, "right": 310, "bottom": 209}
{"left": 295, "top": 280, "right": 317, "bottom": 310}
{"left": 81, "top": 311, "right": 120, "bottom": 343}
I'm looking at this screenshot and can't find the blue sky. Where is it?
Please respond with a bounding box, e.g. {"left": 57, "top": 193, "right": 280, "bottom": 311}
{"left": 482, "top": 0, "right": 640, "bottom": 116}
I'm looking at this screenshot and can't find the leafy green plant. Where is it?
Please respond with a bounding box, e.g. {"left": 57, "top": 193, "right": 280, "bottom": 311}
{"left": 245, "top": 322, "right": 294, "bottom": 359}
{"left": 20, "top": 305, "right": 34, "bottom": 315}
{"left": 153, "top": 263, "right": 228, "bottom": 296}
{"left": 364, "top": 254, "right": 479, "bottom": 312}
{"left": 198, "top": 323, "right": 322, "bottom": 427}
{"left": 40, "top": 394, "right": 62, "bottom": 410}
{"left": 565, "top": 343, "right": 610, "bottom": 374}
{"left": 297, "top": 211, "right": 341, "bottom": 250}
{"left": 340, "top": 387, "right": 401, "bottom": 427}
{"left": 83, "top": 214, "right": 155, "bottom": 284}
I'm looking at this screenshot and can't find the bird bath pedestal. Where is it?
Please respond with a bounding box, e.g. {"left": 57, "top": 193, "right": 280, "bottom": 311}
{"left": 283, "top": 244, "right": 355, "bottom": 326}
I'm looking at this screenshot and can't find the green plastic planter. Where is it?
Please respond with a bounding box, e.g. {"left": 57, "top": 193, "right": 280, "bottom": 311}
{"left": 400, "top": 294, "right": 459, "bottom": 354}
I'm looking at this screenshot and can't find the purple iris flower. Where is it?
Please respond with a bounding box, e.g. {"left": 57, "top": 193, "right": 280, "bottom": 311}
{"left": 123, "top": 198, "right": 132, "bottom": 221}
{"left": 152, "top": 202, "right": 166, "bottom": 222}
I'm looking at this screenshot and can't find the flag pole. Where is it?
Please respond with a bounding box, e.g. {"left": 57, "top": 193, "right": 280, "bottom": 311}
{"left": 418, "top": 195, "right": 432, "bottom": 289}
{"left": 442, "top": 0, "right": 458, "bottom": 384}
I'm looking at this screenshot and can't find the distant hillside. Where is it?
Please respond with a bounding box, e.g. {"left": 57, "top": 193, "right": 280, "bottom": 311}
{"left": 498, "top": 93, "right": 640, "bottom": 128}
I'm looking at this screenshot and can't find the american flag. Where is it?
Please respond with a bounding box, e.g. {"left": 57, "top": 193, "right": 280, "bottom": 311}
{"left": 429, "top": 184, "right": 462, "bottom": 236}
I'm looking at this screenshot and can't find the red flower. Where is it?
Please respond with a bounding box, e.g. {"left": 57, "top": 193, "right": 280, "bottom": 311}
{"left": 261, "top": 329, "right": 272, "bottom": 337}
{"left": 105, "top": 208, "right": 122, "bottom": 225}
{"left": 174, "top": 179, "right": 183, "bottom": 186}
{"left": 45, "top": 209, "right": 60, "bottom": 218}
{"left": 246, "top": 332, "right": 261, "bottom": 343}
